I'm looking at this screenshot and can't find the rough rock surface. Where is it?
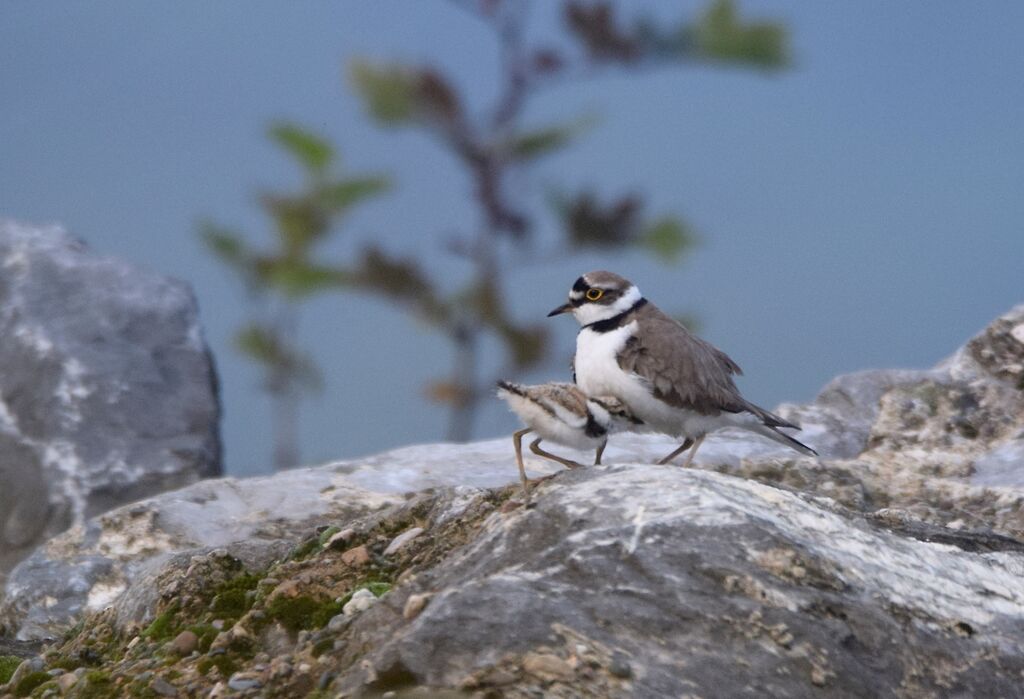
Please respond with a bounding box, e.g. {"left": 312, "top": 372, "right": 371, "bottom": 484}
{"left": 0, "top": 220, "right": 221, "bottom": 588}
{"left": 1, "top": 303, "right": 1023, "bottom": 697}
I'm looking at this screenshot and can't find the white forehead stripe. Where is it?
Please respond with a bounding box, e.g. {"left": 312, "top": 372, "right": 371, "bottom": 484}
{"left": 569, "top": 290, "right": 584, "bottom": 300}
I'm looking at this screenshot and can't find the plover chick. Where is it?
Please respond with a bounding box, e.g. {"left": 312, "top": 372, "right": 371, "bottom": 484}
{"left": 496, "top": 380, "right": 638, "bottom": 495}
{"left": 548, "top": 271, "right": 817, "bottom": 466}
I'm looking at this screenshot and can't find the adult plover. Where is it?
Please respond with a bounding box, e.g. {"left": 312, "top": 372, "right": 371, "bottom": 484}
{"left": 548, "top": 271, "right": 816, "bottom": 466}
{"left": 496, "top": 380, "right": 639, "bottom": 495}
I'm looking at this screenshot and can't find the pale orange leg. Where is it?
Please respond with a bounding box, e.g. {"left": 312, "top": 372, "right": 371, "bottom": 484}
{"left": 529, "top": 438, "right": 586, "bottom": 470}
{"left": 513, "top": 428, "right": 533, "bottom": 498}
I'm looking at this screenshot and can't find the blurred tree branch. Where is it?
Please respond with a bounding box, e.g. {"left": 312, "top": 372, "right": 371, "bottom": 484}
{"left": 345, "top": 0, "right": 789, "bottom": 441}
{"left": 201, "top": 123, "right": 389, "bottom": 470}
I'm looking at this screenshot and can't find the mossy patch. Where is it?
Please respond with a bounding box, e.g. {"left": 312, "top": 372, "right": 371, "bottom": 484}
{"left": 77, "top": 670, "right": 114, "bottom": 699}
{"left": 13, "top": 671, "right": 49, "bottom": 697}
{"left": 0, "top": 655, "right": 22, "bottom": 684}
{"left": 197, "top": 654, "right": 237, "bottom": 677}
{"left": 290, "top": 537, "right": 321, "bottom": 561}
{"left": 318, "top": 526, "right": 341, "bottom": 547}
{"left": 142, "top": 602, "right": 181, "bottom": 641}
{"left": 187, "top": 624, "right": 219, "bottom": 654}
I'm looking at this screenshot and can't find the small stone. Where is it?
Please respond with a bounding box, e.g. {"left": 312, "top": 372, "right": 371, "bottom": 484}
{"left": 127, "top": 635, "right": 142, "bottom": 649}
{"left": 135, "top": 672, "right": 154, "bottom": 683}
{"left": 609, "top": 654, "right": 632, "bottom": 679}
{"left": 327, "top": 614, "right": 350, "bottom": 632}
{"left": 46, "top": 668, "right": 64, "bottom": 677}
{"left": 211, "top": 619, "right": 225, "bottom": 630}
{"left": 318, "top": 671, "right": 336, "bottom": 690}
{"left": 341, "top": 545, "right": 371, "bottom": 567}
{"left": 402, "top": 593, "right": 433, "bottom": 620}
{"left": 522, "top": 652, "right": 574, "bottom": 682}
{"left": 57, "top": 673, "right": 79, "bottom": 693}
{"left": 343, "top": 588, "right": 378, "bottom": 616}
{"left": 169, "top": 630, "right": 198, "bottom": 656}
{"left": 384, "top": 527, "right": 425, "bottom": 556}
{"left": 227, "top": 673, "right": 262, "bottom": 692}
{"left": 326, "top": 528, "right": 355, "bottom": 549}
{"left": 150, "top": 677, "right": 178, "bottom": 697}
{"left": 208, "top": 681, "right": 229, "bottom": 698}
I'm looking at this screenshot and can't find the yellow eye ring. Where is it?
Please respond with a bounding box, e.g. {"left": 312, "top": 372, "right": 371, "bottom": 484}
{"left": 586, "top": 288, "right": 604, "bottom": 301}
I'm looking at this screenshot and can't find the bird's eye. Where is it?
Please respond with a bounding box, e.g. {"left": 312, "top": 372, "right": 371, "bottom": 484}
{"left": 586, "top": 288, "right": 604, "bottom": 301}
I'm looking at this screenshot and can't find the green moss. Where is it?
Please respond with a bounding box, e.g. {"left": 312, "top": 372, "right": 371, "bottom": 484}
{"left": 77, "top": 670, "right": 114, "bottom": 699}
{"left": 142, "top": 602, "right": 181, "bottom": 641}
{"left": 209, "top": 572, "right": 261, "bottom": 622}
{"left": 311, "top": 638, "right": 334, "bottom": 657}
{"left": 187, "top": 624, "right": 218, "bottom": 654}
{"left": 266, "top": 595, "right": 322, "bottom": 632}
{"left": 47, "top": 657, "right": 82, "bottom": 672}
{"left": 27, "top": 680, "right": 58, "bottom": 698}
{"left": 0, "top": 656, "right": 22, "bottom": 685}
{"left": 364, "top": 582, "right": 392, "bottom": 597}
{"left": 318, "top": 526, "right": 341, "bottom": 547}
{"left": 197, "top": 654, "right": 237, "bottom": 677}
{"left": 290, "top": 537, "right": 321, "bottom": 561}
{"left": 13, "top": 671, "right": 49, "bottom": 697}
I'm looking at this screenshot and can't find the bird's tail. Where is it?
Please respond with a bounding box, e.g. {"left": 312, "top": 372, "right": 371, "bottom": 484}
{"left": 752, "top": 423, "right": 818, "bottom": 457}
{"left": 496, "top": 380, "right": 525, "bottom": 398}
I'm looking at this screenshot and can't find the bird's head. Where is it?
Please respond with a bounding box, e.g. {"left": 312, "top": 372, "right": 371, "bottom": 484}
{"left": 547, "top": 270, "right": 642, "bottom": 326}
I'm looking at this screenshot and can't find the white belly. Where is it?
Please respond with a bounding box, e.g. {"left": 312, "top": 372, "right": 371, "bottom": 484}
{"left": 575, "top": 323, "right": 719, "bottom": 438}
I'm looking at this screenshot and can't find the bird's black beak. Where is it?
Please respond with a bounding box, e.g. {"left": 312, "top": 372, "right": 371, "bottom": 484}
{"left": 547, "top": 302, "right": 573, "bottom": 317}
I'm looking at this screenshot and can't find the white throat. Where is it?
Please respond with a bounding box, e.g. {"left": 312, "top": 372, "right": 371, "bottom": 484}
{"left": 572, "top": 284, "right": 642, "bottom": 326}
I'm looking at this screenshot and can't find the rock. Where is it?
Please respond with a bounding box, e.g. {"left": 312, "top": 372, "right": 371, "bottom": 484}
{"left": 342, "top": 589, "right": 377, "bottom": 616}
{"left": 149, "top": 677, "right": 178, "bottom": 697}
{"left": 226, "top": 673, "right": 261, "bottom": 692}
{"left": 521, "top": 652, "right": 574, "bottom": 682}
{"left": 0, "top": 220, "right": 220, "bottom": 592}
{"left": 336, "top": 466, "right": 1024, "bottom": 697}
{"left": 168, "top": 630, "right": 198, "bottom": 656}
{"left": 340, "top": 545, "right": 370, "bottom": 567}
{"left": 383, "top": 527, "right": 424, "bottom": 556}
{"left": 1, "top": 303, "right": 1022, "bottom": 693}
{"left": 402, "top": 593, "right": 432, "bottom": 620}
{"left": 56, "top": 672, "right": 77, "bottom": 693}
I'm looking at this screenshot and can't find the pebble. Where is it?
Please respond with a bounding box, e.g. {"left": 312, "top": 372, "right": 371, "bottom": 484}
{"left": 384, "top": 527, "right": 425, "bottom": 556}
{"left": 211, "top": 619, "right": 225, "bottom": 630}
{"left": 150, "top": 677, "right": 179, "bottom": 697}
{"left": 127, "top": 635, "right": 142, "bottom": 649}
{"left": 522, "top": 652, "right": 574, "bottom": 682}
{"left": 608, "top": 653, "right": 632, "bottom": 679}
{"left": 341, "top": 545, "right": 371, "bottom": 567}
{"left": 402, "top": 593, "right": 432, "bottom": 620}
{"left": 227, "top": 673, "right": 263, "bottom": 691}
{"left": 57, "top": 673, "right": 79, "bottom": 693}
{"left": 169, "top": 630, "right": 199, "bottom": 656}
{"left": 46, "top": 668, "right": 64, "bottom": 677}
{"left": 326, "top": 529, "right": 355, "bottom": 549}
{"left": 318, "top": 671, "right": 336, "bottom": 690}
{"left": 343, "top": 588, "right": 378, "bottom": 616}
{"left": 327, "top": 613, "right": 350, "bottom": 632}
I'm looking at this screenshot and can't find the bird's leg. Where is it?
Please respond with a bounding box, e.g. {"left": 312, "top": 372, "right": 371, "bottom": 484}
{"left": 594, "top": 439, "right": 607, "bottom": 465}
{"left": 681, "top": 435, "right": 706, "bottom": 468}
{"left": 530, "top": 438, "right": 586, "bottom": 470}
{"left": 657, "top": 438, "right": 694, "bottom": 465}
{"left": 513, "top": 428, "right": 533, "bottom": 498}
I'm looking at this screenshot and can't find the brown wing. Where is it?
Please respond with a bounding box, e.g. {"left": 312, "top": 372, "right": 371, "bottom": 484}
{"left": 617, "top": 314, "right": 747, "bottom": 416}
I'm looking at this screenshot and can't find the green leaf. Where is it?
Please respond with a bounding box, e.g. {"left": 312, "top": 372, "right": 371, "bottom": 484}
{"left": 694, "top": 0, "right": 787, "bottom": 68}
{"left": 200, "top": 222, "right": 249, "bottom": 266}
{"left": 503, "top": 116, "right": 597, "bottom": 161}
{"left": 641, "top": 217, "right": 697, "bottom": 262}
{"left": 349, "top": 60, "right": 417, "bottom": 124}
{"left": 318, "top": 176, "right": 390, "bottom": 212}
{"left": 235, "top": 324, "right": 322, "bottom": 390}
{"left": 270, "top": 123, "right": 334, "bottom": 173}
{"left": 264, "top": 259, "right": 350, "bottom": 298}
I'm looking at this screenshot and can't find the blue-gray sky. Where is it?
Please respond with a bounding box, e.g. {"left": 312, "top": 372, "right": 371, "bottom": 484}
{"left": 3, "top": 2, "right": 1022, "bottom": 475}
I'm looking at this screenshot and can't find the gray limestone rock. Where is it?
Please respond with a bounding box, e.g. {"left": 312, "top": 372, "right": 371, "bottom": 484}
{"left": 0, "top": 220, "right": 220, "bottom": 587}
{"left": 338, "top": 467, "right": 1024, "bottom": 697}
